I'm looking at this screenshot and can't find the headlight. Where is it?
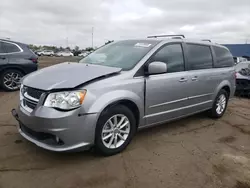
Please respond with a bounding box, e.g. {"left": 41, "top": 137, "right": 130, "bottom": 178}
{"left": 20, "top": 84, "right": 24, "bottom": 101}
{"left": 44, "top": 90, "right": 87, "bottom": 110}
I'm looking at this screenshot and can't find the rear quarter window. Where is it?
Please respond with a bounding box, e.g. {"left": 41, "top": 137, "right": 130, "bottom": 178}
{"left": 186, "top": 44, "right": 213, "bottom": 70}
{"left": 2, "top": 42, "right": 21, "bottom": 53}
{"left": 213, "top": 46, "right": 234, "bottom": 68}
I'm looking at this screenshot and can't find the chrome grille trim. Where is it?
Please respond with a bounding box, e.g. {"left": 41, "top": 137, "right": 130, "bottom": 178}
{"left": 24, "top": 92, "right": 39, "bottom": 102}
{"left": 21, "top": 86, "right": 44, "bottom": 113}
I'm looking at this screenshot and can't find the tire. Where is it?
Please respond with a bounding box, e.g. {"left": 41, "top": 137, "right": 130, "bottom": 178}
{"left": 0, "top": 69, "right": 23, "bottom": 91}
{"left": 208, "top": 89, "right": 229, "bottom": 118}
{"left": 95, "top": 105, "right": 136, "bottom": 156}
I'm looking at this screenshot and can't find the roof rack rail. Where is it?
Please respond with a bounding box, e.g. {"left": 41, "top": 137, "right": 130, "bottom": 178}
{"left": 147, "top": 34, "right": 185, "bottom": 39}
{"left": 202, "top": 39, "right": 211, "bottom": 42}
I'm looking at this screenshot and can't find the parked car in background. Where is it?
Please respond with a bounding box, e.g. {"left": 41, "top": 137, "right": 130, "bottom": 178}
{"left": 233, "top": 56, "right": 248, "bottom": 65}
{"left": 56, "top": 51, "right": 73, "bottom": 57}
{"left": 37, "top": 50, "right": 54, "bottom": 56}
{"left": 72, "top": 50, "right": 81, "bottom": 57}
{"left": 12, "top": 36, "right": 235, "bottom": 156}
{"left": 0, "top": 39, "right": 38, "bottom": 91}
{"left": 78, "top": 51, "right": 89, "bottom": 57}
{"left": 235, "top": 61, "right": 250, "bottom": 96}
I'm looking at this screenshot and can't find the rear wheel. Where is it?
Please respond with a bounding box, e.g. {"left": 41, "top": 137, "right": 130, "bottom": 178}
{"left": 208, "top": 89, "right": 229, "bottom": 118}
{"left": 95, "top": 105, "right": 136, "bottom": 156}
{"left": 0, "top": 69, "right": 23, "bottom": 91}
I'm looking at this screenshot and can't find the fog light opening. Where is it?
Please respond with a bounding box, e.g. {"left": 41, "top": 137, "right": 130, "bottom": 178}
{"left": 54, "top": 136, "right": 64, "bottom": 145}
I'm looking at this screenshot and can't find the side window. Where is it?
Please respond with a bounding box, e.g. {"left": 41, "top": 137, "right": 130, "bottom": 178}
{"left": 213, "top": 46, "right": 233, "bottom": 68}
{"left": 0, "top": 42, "right": 4, "bottom": 53}
{"left": 2, "top": 42, "right": 21, "bottom": 53}
{"left": 150, "top": 44, "right": 185, "bottom": 73}
{"left": 187, "top": 44, "right": 213, "bottom": 70}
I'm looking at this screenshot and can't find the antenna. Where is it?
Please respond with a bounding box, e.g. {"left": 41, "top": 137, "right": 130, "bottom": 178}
{"left": 147, "top": 34, "right": 185, "bottom": 39}
{"left": 92, "top": 27, "right": 94, "bottom": 48}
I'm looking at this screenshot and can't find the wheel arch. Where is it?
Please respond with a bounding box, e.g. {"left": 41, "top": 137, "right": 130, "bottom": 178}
{"left": 100, "top": 99, "right": 140, "bottom": 128}
{"left": 88, "top": 90, "right": 144, "bottom": 129}
{"left": 0, "top": 66, "right": 26, "bottom": 75}
{"left": 213, "top": 80, "right": 232, "bottom": 101}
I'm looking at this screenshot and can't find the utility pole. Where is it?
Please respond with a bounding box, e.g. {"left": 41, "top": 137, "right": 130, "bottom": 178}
{"left": 66, "top": 25, "right": 69, "bottom": 48}
{"left": 92, "top": 27, "right": 94, "bottom": 48}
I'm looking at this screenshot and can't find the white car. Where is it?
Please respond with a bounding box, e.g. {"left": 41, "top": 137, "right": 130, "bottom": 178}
{"left": 233, "top": 57, "right": 248, "bottom": 65}
{"left": 78, "top": 52, "right": 89, "bottom": 57}
{"left": 37, "top": 50, "right": 54, "bottom": 56}
{"left": 56, "top": 51, "right": 74, "bottom": 57}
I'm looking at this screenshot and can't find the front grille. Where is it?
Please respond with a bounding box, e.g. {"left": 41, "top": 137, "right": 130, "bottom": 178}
{"left": 22, "top": 86, "right": 45, "bottom": 112}
{"left": 23, "top": 99, "right": 37, "bottom": 110}
{"left": 25, "top": 87, "right": 44, "bottom": 100}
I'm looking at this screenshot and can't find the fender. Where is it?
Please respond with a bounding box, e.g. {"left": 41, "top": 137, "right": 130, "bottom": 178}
{"left": 212, "top": 80, "right": 232, "bottom": 101}
{"left": 0, "top": 64, "right": 25, "bottom": 73}
{"left": 87, "top": 89, "right": 144, "bottom": 119}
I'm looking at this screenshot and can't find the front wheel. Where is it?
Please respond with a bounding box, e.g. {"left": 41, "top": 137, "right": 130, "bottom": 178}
{"left": 95, "top": 105, "right": 136, "bottom": 156}
{"left": 208, "top": 89, "right": 229, "bottom": 118}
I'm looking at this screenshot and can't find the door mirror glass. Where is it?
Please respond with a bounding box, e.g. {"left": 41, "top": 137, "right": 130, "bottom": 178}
{"left": 147, "top": 61, "right": 167, "bottom": 75}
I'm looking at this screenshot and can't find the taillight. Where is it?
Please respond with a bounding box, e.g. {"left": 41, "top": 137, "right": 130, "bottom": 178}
{"left": 30, "top": 58, "right": 38, "bottom": 63}
{"left": 234, "top": 72, "right": 237, "bottom": 79}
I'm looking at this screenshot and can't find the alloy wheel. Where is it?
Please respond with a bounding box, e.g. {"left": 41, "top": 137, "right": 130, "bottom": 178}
{"left": 216, "top": 94, "right": 226, "bottom": 115}
{"left": 101, "top": 114, "right": 130, "bottom": 149}
{"left": 3, "top": 72, "right": 22, "bottom": 90}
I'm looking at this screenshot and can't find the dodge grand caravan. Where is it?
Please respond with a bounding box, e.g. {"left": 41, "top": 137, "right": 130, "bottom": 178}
{"left": 12, "top": 35, "right": 236, "bottom": 156}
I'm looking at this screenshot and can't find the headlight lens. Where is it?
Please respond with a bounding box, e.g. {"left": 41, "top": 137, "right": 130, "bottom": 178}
{"left": 20, "top": 84, "right": 24, "bottom": 101}
{"left": 44, "top": 90, "right": 87, "bottom": 110}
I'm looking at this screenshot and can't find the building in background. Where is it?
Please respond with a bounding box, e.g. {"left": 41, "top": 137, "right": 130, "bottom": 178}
{"left": 223, "top": 44, "right": 250, "bottom": 60}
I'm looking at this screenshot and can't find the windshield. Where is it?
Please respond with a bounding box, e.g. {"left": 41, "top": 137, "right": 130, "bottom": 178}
{"left": 79, "top": 40, "right": 159, "bottom": 70}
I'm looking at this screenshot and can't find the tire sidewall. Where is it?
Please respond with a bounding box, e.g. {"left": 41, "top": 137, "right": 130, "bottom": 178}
{"left": 95, "top": 105, "right": 136, "bottom": 156}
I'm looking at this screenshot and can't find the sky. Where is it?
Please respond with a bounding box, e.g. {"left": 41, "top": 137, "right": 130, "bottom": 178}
{"left": 0, "top": 0, "right": 250, "bottom": 48}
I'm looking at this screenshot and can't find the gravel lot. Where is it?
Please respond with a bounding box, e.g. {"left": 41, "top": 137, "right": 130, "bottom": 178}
{"left": 0, "top": 57, "right": 250, "bottom": 188}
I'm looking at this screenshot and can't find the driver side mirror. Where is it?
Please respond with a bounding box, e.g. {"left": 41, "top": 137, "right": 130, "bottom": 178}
{"left": 147, "top": 61, "right": 167, "bottom": 75}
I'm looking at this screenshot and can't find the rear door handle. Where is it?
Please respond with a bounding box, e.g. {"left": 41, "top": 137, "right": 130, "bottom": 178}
{"left": 191, "top": 76, "right": 198, "bottom": 81}
{"left": 0, "top": 57, "right": 6, "bottom": 60}
{"left": 179, "top": 78, "right": 188, "bottom": 82}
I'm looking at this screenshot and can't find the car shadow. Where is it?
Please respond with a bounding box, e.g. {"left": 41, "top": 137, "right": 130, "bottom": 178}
{"left": 139, "top": 111, "right": 209, "bottom": 132}
{"left": 26, "top": 111, "right": 211, "bottom": 161}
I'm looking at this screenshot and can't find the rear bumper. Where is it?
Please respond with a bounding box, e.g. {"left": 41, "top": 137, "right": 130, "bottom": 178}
{"left": 25, "top": 63, "right": 38, "bottom": 74}
{"left": 12, "top": 106, "right": 98, "bottom": 152}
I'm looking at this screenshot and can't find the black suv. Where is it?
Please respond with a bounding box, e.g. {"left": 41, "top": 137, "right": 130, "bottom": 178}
{"left": 0, "top": 39, "right": 38, "bottom": 91}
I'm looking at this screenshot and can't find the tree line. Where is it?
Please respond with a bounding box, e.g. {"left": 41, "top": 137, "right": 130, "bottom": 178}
{"left": 28, "top": 40, "right": 114, "bottom": 53}
{"left": 28, "top": 45, "right": 95, "bottom": 53}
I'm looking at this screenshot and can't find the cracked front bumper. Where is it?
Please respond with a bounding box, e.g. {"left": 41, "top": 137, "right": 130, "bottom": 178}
{"left": 12, "top": 106, "right": 99, "bottom": 152}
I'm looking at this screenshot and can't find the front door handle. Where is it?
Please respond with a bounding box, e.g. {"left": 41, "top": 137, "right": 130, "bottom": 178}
{"left": 179, "top": 78, "right": 188, "bottom": 82}
{"left": 191, "top": 76, "right": 198, "bottom": 81}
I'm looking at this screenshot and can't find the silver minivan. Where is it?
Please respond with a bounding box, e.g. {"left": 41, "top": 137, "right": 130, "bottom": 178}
{"left": 12, "top": 35, "right": 236, "bottom": 155}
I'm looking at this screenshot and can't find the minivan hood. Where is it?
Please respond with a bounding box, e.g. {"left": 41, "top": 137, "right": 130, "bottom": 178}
{"left": 22, "top": 62, "right": 122, "bottom": 90}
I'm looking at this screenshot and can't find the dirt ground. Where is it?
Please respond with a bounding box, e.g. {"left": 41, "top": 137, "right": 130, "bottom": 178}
{"left": 0, "top": 57, "right": 250, "bottom": 188}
